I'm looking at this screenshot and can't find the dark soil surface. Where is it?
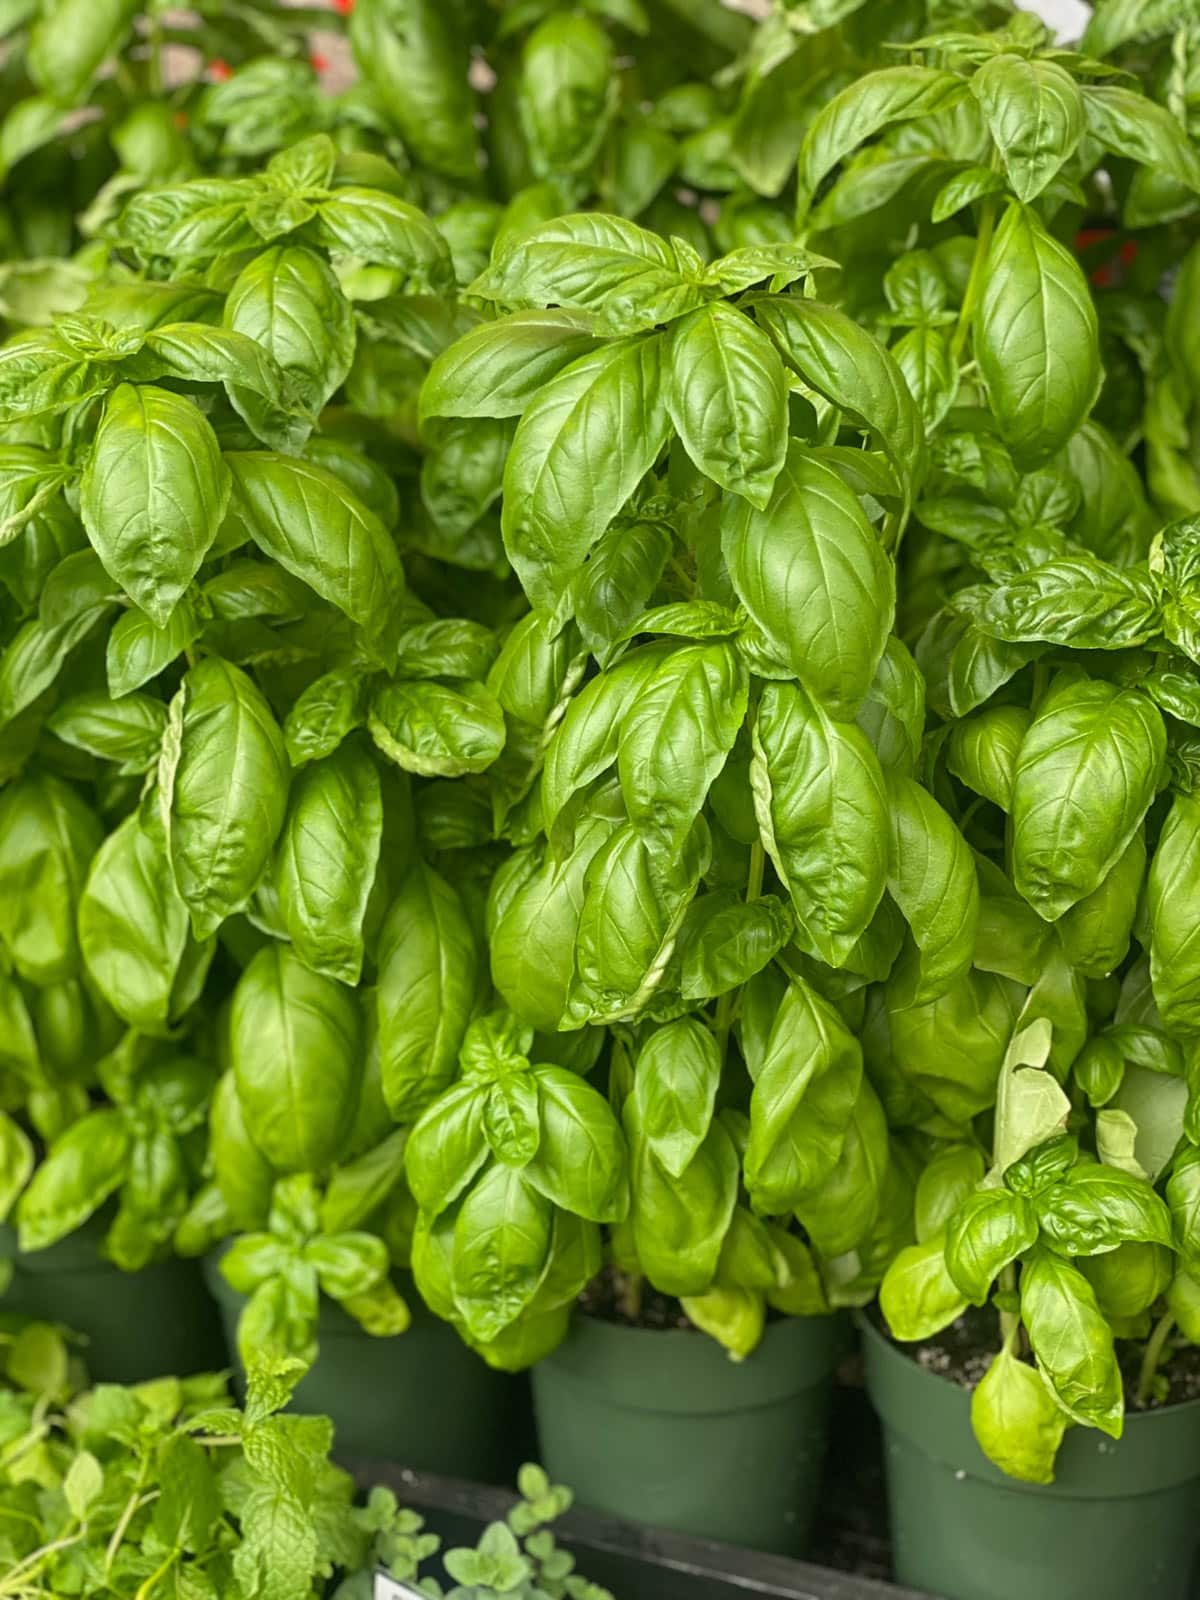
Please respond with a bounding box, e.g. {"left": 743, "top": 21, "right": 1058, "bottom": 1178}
{"left": 579, "top": 1266, "right": 693, "bottom": 1331}
{"left": 872, "top": 1304, "right": 1200, "bottom": 1410}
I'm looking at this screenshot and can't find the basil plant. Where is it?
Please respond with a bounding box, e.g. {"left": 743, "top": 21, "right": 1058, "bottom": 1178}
{"left": 0, "top": 138, "right": 530, "bottom": 1369}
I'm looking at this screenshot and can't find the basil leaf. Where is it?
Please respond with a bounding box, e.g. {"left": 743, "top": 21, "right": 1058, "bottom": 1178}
{"left": 0, "top": 771, "right": 101, "bottom": 985}
{"left": 886, "top": 775, "right": 979, "bottom": 1003}
{"left": 630, "top": 1018, "right": 722, "bottom": 1180}
{"left": 16, "top": 1109, "right": 131, "bottom": 1253}
{"left": 976, "top": 204, "right": 1101, "bottom": 467}
{"left": 79, "top": 808, "right": 206, "bottom": 1032}
{"left": 377, "top": 861, "right": 477, "bottom": 1119}
{"left": 971, "top": 1347, "right": 1067, "bottom": 1486}
{"left": 405, "top": 1081, "right": 489, "bottom": 1218}
{"left": 231, "top": 944, "right": 360, "bottom": 1174}
{"left": 160, "top": 657, "right": 290, "bottom": 940}
{"left": 502, "top": 336, "right": 670, "bottom": 611}
{"left": 349, "top": 0, "right": 479, "bottom": 181}
{"left": 879, "top": 1233, "right": 968, "bottom": 1342}
{"left": 1011, "top": 679, "right": 1165, "bottom": 921}
{"left": 224, "top": 245, "right": 356, "bottom": 448}
{"left": 666, "top": 302, "right": 788, "bottom": 506}
{"left": 369, "top": 680, "right": 506, "bottom": 778}
{"left": 722, "top": 443, "right": 895, "bottom": 718}
{"left": 796, "top": 66, "right": 967, "bottom": 218}
{"left": 744, "top": 978, "right": 863, "bottom": 1215}
{"left": 945, "top": 1188, "right": 1038, "bottom": 1304}
{"left": 421, "top": 311, "right": 602, "bottom": 422}
{"left": 310, "top": 189, "right": 454, "bottom": 293}
{"left": 452, "top": 1164, "right": 553, "bottom": 1341}
{"left": 756, "top": 298, "right": 925, "bottom": 507}
{"left": 1147, "top": 793, "right": 1200, "bottom": 1032}
{"left": 1083, "top": 86, "right": 1200, "bottom": 197}
{"left": 275, "top": 744, "right": 382, "bottom": 987}
{"left": 618, "top": 641, "right": 747, "bottom": 859}
{"left": 751, "top": 680, "right": 888, "bottom": 967}
{"left": 972, "top": 55, "right": 1083, "bottom": 202}
{"left": 525, "top": 1064, "right": 628, "bottom": 1222}
{"left": 1020, "top": 1250, "right": 1123, "bottom": 1436}
{"left": 471, "top": 214, "right": 706, "bottom": 334}
{"left": 625, "top": 1105, "right": 739, "bottom": 1296}
{"left": 81, "top": 384, "right": 229, "bottom": 627}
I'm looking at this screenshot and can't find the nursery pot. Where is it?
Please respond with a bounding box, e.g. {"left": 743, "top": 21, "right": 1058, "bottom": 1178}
{"left": 0, "top": 1217, "right": 226, "bottom": 1383}
{"left": 203, "top": 1248, "right": 525, "bottom": 1481}
{"left": 531, "top": 1313, "right": 843, "bottom": 1556}
{"left": 861, "top": 1314, "right": 1200, "bottom": 1600}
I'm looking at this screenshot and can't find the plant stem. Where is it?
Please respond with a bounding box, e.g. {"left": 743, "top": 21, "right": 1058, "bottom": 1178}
{"left": 1137, "top": 1311, "right": 1175, "bottom": 1408}
{"left": 949, "top": 194, "right": 998, "bottom": 366}
{"left": 998, "top": 1263, "right": 1019, "bottom": 1350}
{"left": 746, "top": 839, "right": 765, "bottom": 904}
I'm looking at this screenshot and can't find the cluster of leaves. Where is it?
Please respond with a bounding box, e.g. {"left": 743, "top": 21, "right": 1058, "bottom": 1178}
{"left": 0, "top": 1319, "right": 610, "bottom": 1600}
{"left": 7, "top": 0, "right": 1200, "bottom": 1496}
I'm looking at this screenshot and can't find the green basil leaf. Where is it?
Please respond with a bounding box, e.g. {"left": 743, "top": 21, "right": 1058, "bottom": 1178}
{"left": 107, "top": 594, "right": 202, "bottom": 699}
{"left": 722, "top": 443, "right": 895, "bottom": 718}
{"left": 0, "top": 771, "right": 100, "bottom": 984}
{"left": 310, "top": 189, "right": 454, "bottom": 293}
{"left": 630, "top": 1017, "right": 722, "bottom": 1180}
{"left": 275, "top": 744, "right": 382, "bottom": 987}
{"left": 501, "top": 336, "right": 670, "bottom": 611}
{"left": 972, "top": 55, "right": 1082, "bottom": 202}
{"left": 879, "top": 1232, "right": 968, "bottom": 1341}
{"left": 796, "top": 66, "right": 967, "bottom": 218}
{"left": 368, "top": 679, "right": 505, "bottom": 778}
{"left": 1083, "top": 86, "right": 1200, "bottom": 196}
{"left": 977, "top": 557, "right": 1161, "bottom": 649}
{"left": 1147, "top": 794, "right": 1200, "bottom": 1032}
{"left": 117, "top": 180, "right": 261, "bottom": 263}
{"left": 1020, "top": 1250, "right": 1123, "bottom": 1436}
{"left": 677, "top": 890, "right": 791, "bottom": 1002}
{"left": 854, "top": 636, "right": 925, "bottom": 777}
{"left": 751, "top": 680, "right": 888, "bottom": 967}
{"left": 794, "top": 1078, "right": 889, "bottom": 1259}
{"left": 377, "top": 860, "right": 477, "bottom": 1120}
{"left": 16, "top": 1109, "right": 131, "bottom": 1252}
{"left": 625, "top": 1106, "right": 738, "bottom": 1296}
{"left": 525, "top": 1064, "right": 628, "bottom": 1222}
{"left": 619, "top": 640, "right": 747, "bottom": 859}
{"left": 744, "top": 977, "right": 863, "bottom": 1214}
{"left": 976, "top": 204, "right": 1101, "bottom": 468}
{"left": 47, "top": 689, "right": 166, "bottom": 772}
{"left": 1056, "top": 829, "right": 1145, "bottom": 980}
{"left": 944, "top": 1187, "right": 1038, "bottom": 1304}
{"left": 971, "top": 1346, "right": 1067, "bottom": 1486}
{"left": 231, "top": 943, "right": 360, "bottom": 1174}
{"left": 914, "top": 1144, "right": 987, "bottom": 1242}
{"left": 224, "top": 245, "right": 356, "bottom": 448}
{"left": 518, "top": 13, "right": 613, "bottom": 178}
{"left": 946, "top": 705, "right": 1030, "bottom": 810}
{"left": 283, "top": 668, "right": 365, "bottom": 768}
{"left": 452, "top": 1164, "right": 553, "bottom": 1342}
{"left": 756, "top": 298, "right": 925, "bottom": 506}
{"left": 81, "top": 384, "right": 229, "bottom": 627}
{"left": 1037, "top": 1163, "right": 1174, "bottom": 1257}
{"left": 405, "top": 1082, "right": 489, "bottom": 1218}
{"left": 421, "top": 310, "right": 601, "bottom": 422}
{"left": 226, "top": 452, "right": 407, "bottom": 671}
{"left": 28, "top": 0, "right": 138, "bottom": 103}
{"left": 210, "top": 1071, "right": 273, "bottom": 1231}
{"left": 349, "top": 0, "right": 479, "bottom": 181}
{"left": 1011, "top": 678, "right": 1165, "bottom": 921}
{"left": 886, "top": 775, "right": 979, "bottom": 1003}
{"left": 471, "top": 214, "right": 706, "bottom": 334}
{"left": 160, "top": 657, "right": 290, "bottom": 940}
{"left": 666, "top": 302, "right": 788, "bottom": 506}
{"left": 79, "top": 808, "right": 205, "bottom": 1032}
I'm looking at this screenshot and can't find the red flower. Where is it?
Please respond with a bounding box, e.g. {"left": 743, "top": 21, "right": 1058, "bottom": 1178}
{"left": 332, "top": 0, "right": 354, "bottom": 13}
{"left": 311, "top": 50, "right": 330, "bottom": 71}
{"left": 209, "top": 58, "right": 232, "bottom": 81}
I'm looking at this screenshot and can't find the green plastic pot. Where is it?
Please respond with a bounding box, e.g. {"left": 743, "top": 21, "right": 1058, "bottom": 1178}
{"left": 204, "top": 1249, "right": 526, "bottom": 1481}
{"left": 861, "top": 1314, "right": 1200, "bottom": 1600}
{"left": 0, "top": 1218, "right": 225, "bottom": 1383}
{"left": 531, "top": 1312, "right": 842, "bottom": 1556}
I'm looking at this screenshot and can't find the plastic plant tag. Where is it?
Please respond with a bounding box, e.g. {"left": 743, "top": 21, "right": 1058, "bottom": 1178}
{"left": 373, "top": 1574, "right": 426, "bottom": 1600}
